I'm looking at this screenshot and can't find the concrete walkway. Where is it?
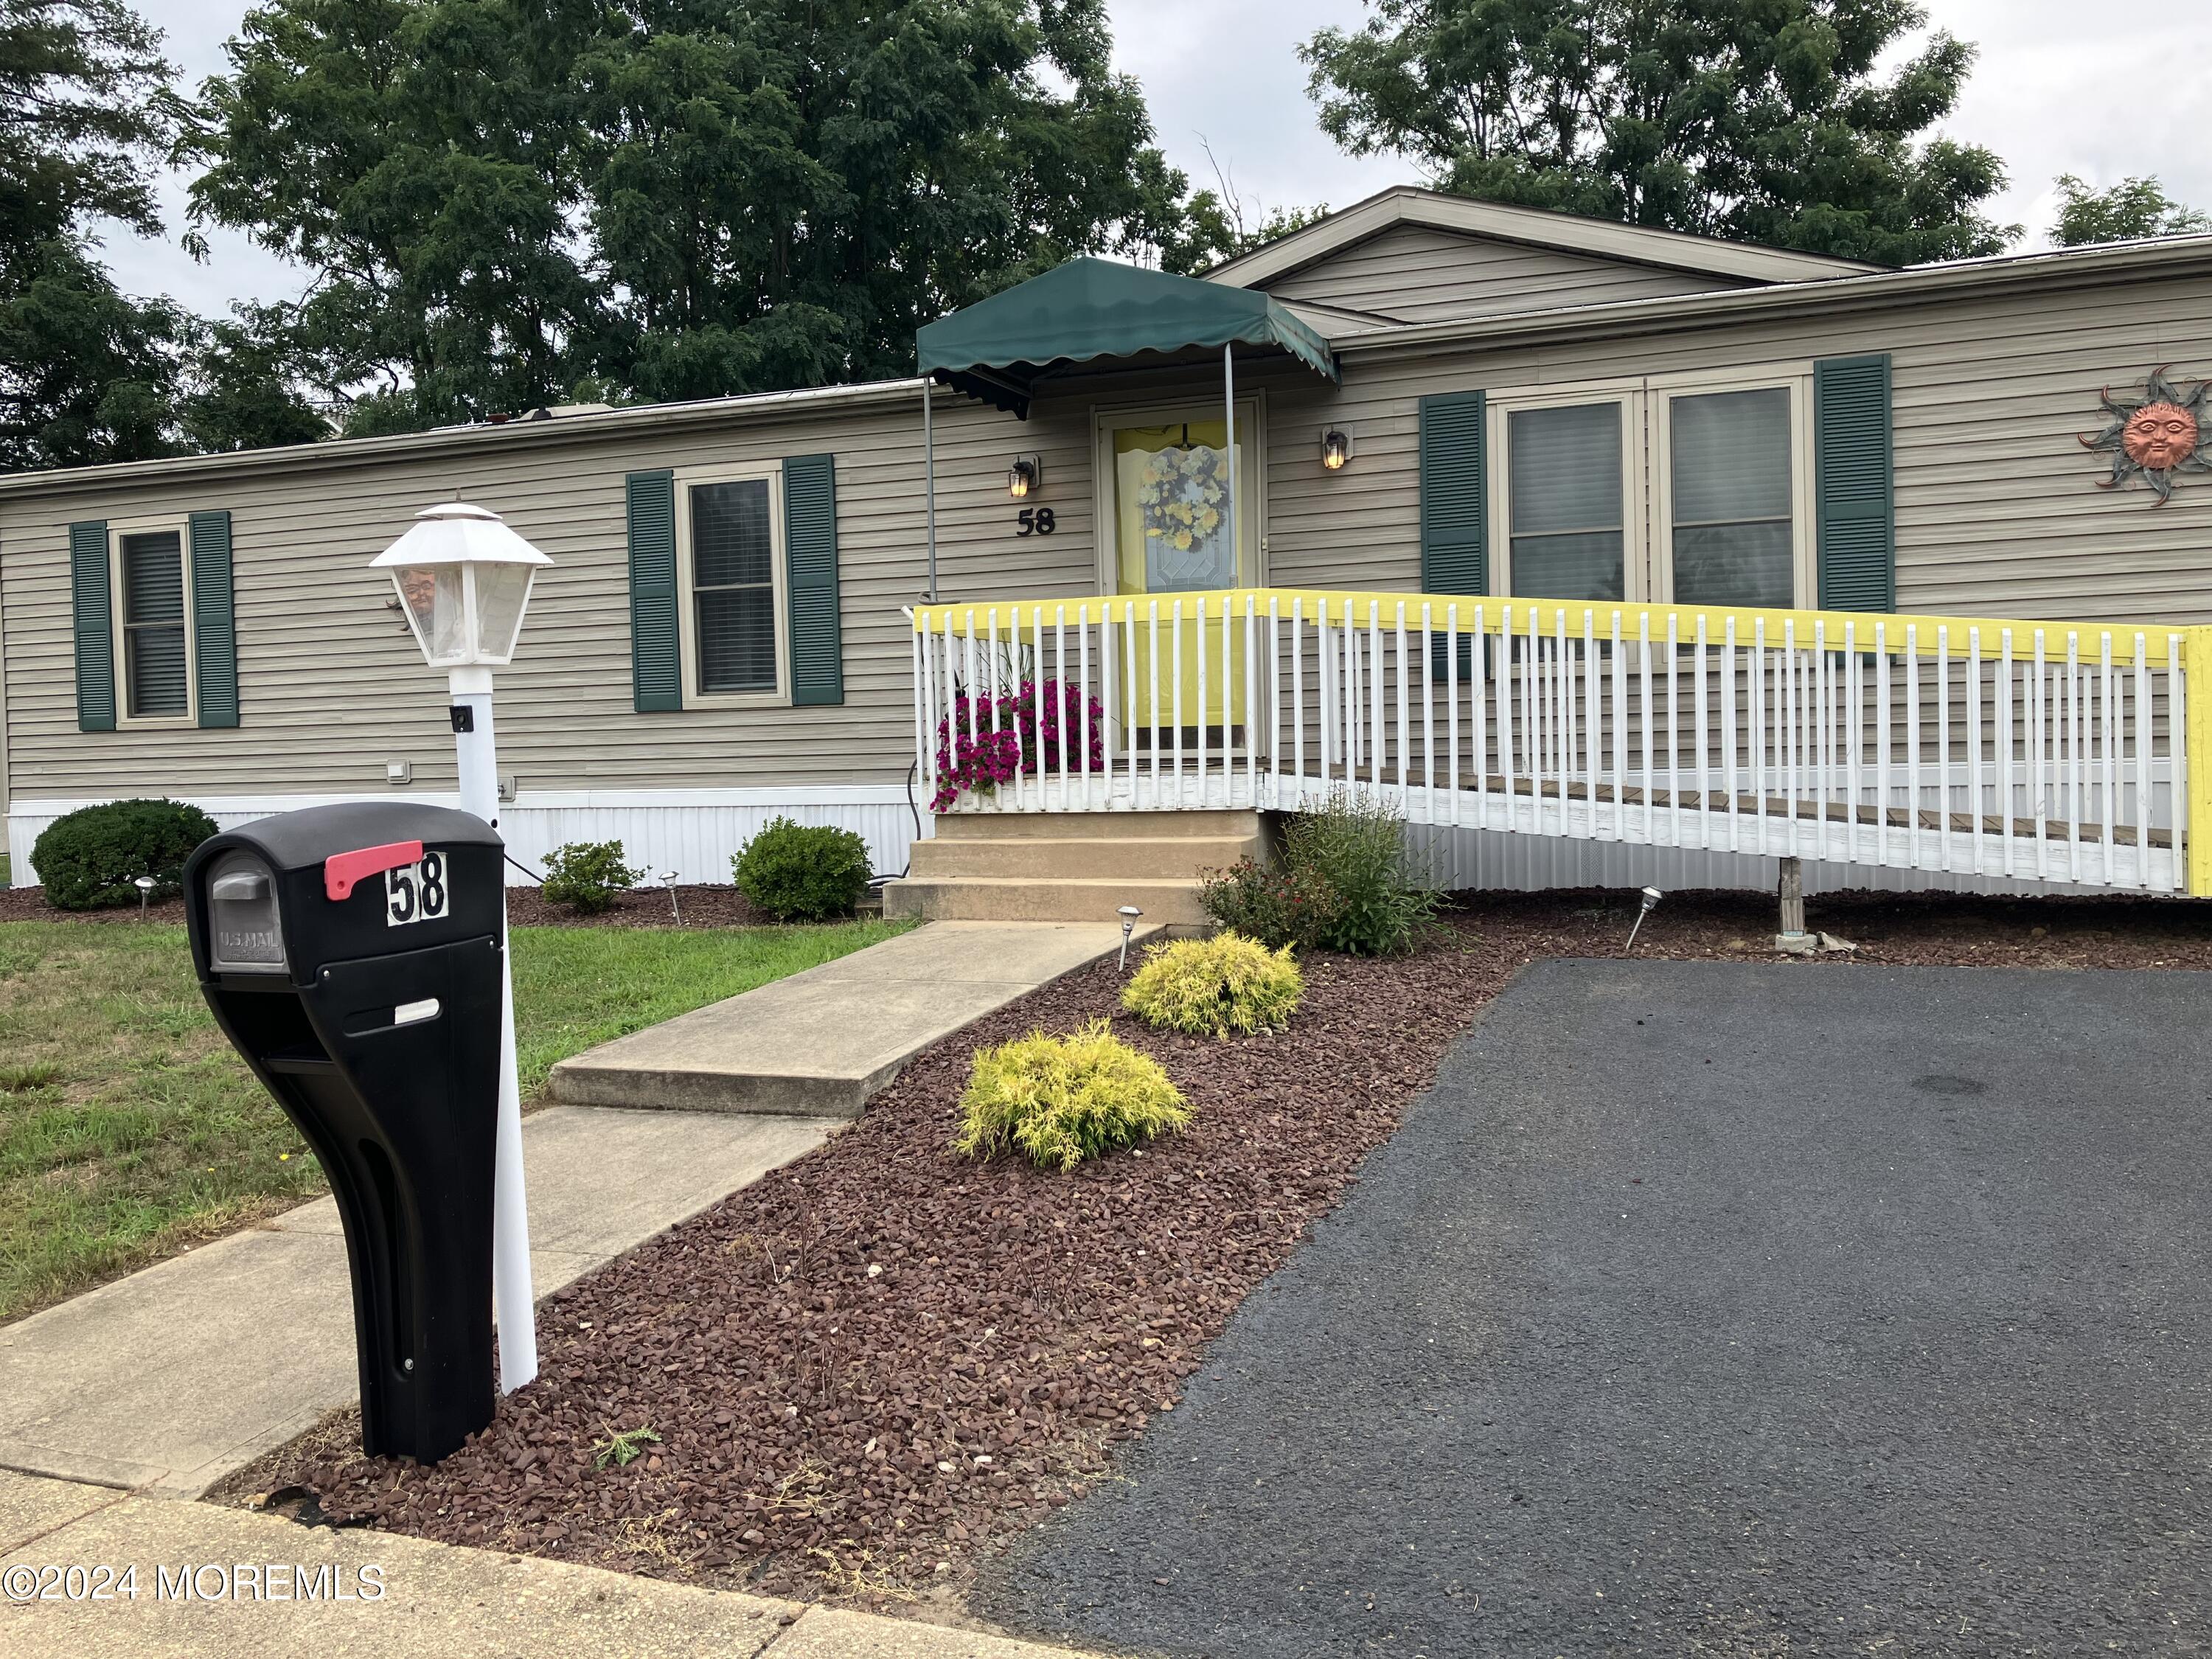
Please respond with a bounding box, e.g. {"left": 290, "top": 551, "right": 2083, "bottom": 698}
{"left": 0, "top": 1105, "right": 837, "bottom": 1498}
{"left": 0, "top": 1467, "right": 1085, "bottom": 1658}
{"left": 547, "top": 922, "right": 1150, "bottom": 1116}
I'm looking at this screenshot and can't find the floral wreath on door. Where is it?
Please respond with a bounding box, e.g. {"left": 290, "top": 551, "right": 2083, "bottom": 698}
{"left": 1136, "top": 442, "right": 1231, "bottom": 590}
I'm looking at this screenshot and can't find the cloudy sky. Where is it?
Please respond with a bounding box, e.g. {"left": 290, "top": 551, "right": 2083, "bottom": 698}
{"left": 112, "top": 0, "right": 2212, "bottom": 317}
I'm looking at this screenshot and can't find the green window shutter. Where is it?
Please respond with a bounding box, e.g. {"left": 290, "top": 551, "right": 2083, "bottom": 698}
{"left": 189, "top": 509, "right": 239, "bottom": 727}
{"left": 1814, "top": 353, "right": 1895, "bottom": 613}
{"left": 69, "top": 520, "right": 115, "bottom": 731}
{"left": 627, "top": 469, "right": 681, "bottom": 712}
{"left": 782, "top": 453, "right": 843, "bottom": 706}
{"left": 1419, "top": 390, "right": 1486, "bottom": 675}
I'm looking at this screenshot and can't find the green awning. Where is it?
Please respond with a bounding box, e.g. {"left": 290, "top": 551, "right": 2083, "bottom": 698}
{"left": 916, "top": 257, "right": 1338, "bottom": 418}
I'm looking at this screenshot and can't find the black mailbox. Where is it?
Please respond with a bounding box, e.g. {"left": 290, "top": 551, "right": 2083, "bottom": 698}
{"left": 184, "top": 801, "right": 508, "bottom": 1464}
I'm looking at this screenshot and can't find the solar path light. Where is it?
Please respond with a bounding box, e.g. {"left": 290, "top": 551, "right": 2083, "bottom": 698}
{"left": 370, "top": 502, "right": 550, "bottom": 1393}
{"left": 1624, "top": 886, "right": 1663, "bottom": 953}
{"left": 1118, "top": 904, "right": 1144, "bottom": 970}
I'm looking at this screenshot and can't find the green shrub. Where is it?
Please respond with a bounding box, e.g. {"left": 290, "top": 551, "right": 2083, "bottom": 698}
{"left": 1122, "top": 932, "right": 1304, "bottom": 1038}
{"left": 1281, "top": 788, "right": 1438, "bottom": 956}
{"left": 540, "top": 839, "right": 642, "bottom": 914}
{"left": 954, "top": 1020, "right": 1190, "bottom": 1172}
{"left": 1197, "top": 856, "right": 1338, "bottom": 951}
{"left": 732, "top": 816, "right": 873, "bottom": 921}
{"left": 32, "top": 799, "right": 220, "bottom": 911}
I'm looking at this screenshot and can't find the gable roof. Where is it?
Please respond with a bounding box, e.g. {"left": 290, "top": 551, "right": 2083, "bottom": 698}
{"left": 1204, "top": 186, "right": 1885, "bottom": 293}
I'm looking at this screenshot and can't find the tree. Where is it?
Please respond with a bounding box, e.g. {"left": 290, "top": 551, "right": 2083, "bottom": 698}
{"left": 177, "top": 302, "right": 333, "bottom": 453}
{"left": 186, "top": 0, "right": 609, "bottom": 434}
{"left": 0, "top": 0, "right": 176, "bottom": 468}
{"left": 1303, "top": 0, "right": 2015, "bottom": 266}
{"left": 0, "top": 1, "right": 323, "bottom": 470}
{"left": 0, "top": 238, "right": 182, "bottom": 469}
{"left": 187, "top": 0, "right": 1220, "bottom": 422}
{"left": 0, "top": 0, "right": 176, "bottom": 272}
{"left": 2048, "top": 175, "right": 2211, "bottom": 248}
{"left": 577, "top": 0, "right": 1212, "bottom": 396}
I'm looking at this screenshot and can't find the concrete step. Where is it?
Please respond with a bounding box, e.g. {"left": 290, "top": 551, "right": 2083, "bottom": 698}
{"left": 880, "top": 876, "right": 1208, "bottom": 926}
{"left": 545, "top": 922, "right": 1146, "bottom": 1116}
{"left": 908, "top": 833, "right": 1259, "bottom": 881}
{"left": 935, "top": 808, "right": 1263, "bottom": 842}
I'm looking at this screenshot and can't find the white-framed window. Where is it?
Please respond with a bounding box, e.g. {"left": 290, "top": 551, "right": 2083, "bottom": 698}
{"left": 110, "top": 518, "right": 195, "bottom": 725}
{"left": 675, "top": 462, "right": 788, "bottom": 704}
{"left": 1651, "top": 377, "right": 1814, "bottom": 608}
{"left": 1489, "top": 367, "right": 1815, "bottom": 608}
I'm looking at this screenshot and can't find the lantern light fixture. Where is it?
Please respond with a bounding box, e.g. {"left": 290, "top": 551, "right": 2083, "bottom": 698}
{"left": 366, "top": 500, "right": 554, "bottom": 1396}
{"left": 1320, "top": 428, "right": 1354, "bottom": 471}
{"left": 1008, "top": 455, "right": 1042, "bottom": 499}
{"left": 370, "top": 502, "right": 552, "bottom": 675}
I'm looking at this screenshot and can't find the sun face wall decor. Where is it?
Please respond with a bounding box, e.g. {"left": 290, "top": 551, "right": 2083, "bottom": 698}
{"left": 2079, "top": 365, "right": 2211, "bottom": 504}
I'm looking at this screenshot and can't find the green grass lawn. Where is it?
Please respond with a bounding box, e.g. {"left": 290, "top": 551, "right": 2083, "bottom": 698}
{"left": 0, "top": 917, "right": 911, "bottom": 1324}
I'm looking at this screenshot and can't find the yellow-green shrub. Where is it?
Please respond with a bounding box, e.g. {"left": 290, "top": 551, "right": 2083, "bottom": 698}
{"left": 954, "top": 1020, "right": 1190, "bottom": 1172}
{"left": 1121, "top": 932, "right": 1304, "bottom": 1038}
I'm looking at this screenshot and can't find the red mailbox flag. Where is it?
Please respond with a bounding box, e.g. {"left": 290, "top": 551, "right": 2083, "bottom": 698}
{"left": 324, "top": 841, "right": 425, "bottom": 902}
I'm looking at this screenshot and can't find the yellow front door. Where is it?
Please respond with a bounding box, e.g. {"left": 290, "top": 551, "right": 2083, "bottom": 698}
{"left": 1108, "top": 408, "right": 1260, "bottom": 730}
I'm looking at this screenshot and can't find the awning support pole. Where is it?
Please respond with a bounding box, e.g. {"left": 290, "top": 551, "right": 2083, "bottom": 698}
{"left": 1223, "top": 344, "right": 1237, "bottom": 582}
{"left": 922, "top": 379, "right": 938, "bottom": 602}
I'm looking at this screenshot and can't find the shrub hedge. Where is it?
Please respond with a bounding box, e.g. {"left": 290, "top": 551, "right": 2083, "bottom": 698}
{"left": 1121, "top": 932, "right": 1304, "bottom": 1038}
{"left": 31, "top": 799, "right": 220, "bottom": 911}
{"left": 540, "top": 839, "right": 642, "bottom": 914}
{"left": 732, "top": 816, "right": 872, "bottom": 921}
{"left": 954, "top": 1020, "right": 1189, "bottom": 1172}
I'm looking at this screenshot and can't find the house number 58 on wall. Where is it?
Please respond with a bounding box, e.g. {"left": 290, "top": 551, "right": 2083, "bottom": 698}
{"left": 1015, "top": 507, "right": 1056, "bottom": 536}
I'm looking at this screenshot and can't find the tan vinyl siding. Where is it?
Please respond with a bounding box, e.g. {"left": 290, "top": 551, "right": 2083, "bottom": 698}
{"left": 1248, "top": 268, "right": 2212, "bottom": 626}
{"left": 1259, "top": 224, "right": 1748, "bottom": 324}
{"left": 0, "top": 394, "right": 1069, "bottom": 801}
{"left": 7, "top": 260, "right": 2211, "bottom": 810}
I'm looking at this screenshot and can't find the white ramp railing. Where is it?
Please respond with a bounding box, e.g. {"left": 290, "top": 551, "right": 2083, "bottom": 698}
{"left": 910, "top": 589, "right": 2207, "bottom": 896}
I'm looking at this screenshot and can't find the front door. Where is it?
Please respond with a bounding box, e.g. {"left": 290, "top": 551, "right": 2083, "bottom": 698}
{"left": 1099, "top": 400, "right": 1262, "bottom": 732}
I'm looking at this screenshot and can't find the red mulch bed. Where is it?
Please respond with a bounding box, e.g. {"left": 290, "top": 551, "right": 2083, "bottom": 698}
{"left": 214, "top": 888, "right": 2212, "bottom": 1609}
{"left": 0, "top": 883, "right": 799, "bottom": 929}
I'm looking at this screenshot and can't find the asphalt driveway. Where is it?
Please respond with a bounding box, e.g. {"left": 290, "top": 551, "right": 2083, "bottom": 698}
{"left": 980, "top": 959, "right": 2212, "bottom": 1657}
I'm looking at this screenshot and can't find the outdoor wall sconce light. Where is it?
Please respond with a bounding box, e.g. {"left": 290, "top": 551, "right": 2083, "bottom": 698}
{"left": 1008, "top": 455, "right": 1042, "bottom": 499}
{"left": 1320, "top": 428, "right": 1354, "bottom": 471}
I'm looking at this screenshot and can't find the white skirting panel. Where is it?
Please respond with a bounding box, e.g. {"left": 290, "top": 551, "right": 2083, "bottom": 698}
{"left": 1402, "top": 820, "right": 2163, "bottom": 899}
{"left": 6, "top": 784, "right": 931, "bottom": 891}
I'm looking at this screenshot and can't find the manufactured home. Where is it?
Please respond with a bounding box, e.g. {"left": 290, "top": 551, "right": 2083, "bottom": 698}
{"left": 3, "top": 187, "right": 2209, "bottom": 909}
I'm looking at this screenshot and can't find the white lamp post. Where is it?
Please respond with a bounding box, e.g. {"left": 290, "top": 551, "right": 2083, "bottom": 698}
{"left": 370, "top": 502, "right": 550, "bottom": 1394}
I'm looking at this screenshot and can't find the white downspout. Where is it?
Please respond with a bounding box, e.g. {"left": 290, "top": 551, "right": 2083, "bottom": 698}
{"left": 922, "top": 379, "right": 938, "bottom": 603}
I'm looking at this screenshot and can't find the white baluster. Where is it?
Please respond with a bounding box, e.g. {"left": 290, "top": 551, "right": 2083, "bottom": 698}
{"left": 1148, "top": 601, "right": 1162, "bottom": 806}
{"left": 1875, "top": 622, "right": 1891, "bottom": 867}
{"left": 1719, "top": 616, "right": 1734, "bottom": 852}
{"left": 1935, "top": 626, "right": 1951, "bottom": 872}
{"left": 1194, "top": 596, "right": 1208, "bottom": 804}
{"left": 1609, "top": 610, "right": 1626, "bottom": 843}
{"left": 1294, "top": 597, "right": 1308, "bottom": 801}
{"left": 1445, "top": 604, "right": 1461, "bottom": 827}
{"left": 2134, "top": 633, "right": 2152, "bottom": 888}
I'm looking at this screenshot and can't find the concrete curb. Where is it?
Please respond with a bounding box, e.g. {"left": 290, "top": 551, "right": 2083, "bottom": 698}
{"left": 0, "top": 1468, "right": 1088, "bottom": 1658}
